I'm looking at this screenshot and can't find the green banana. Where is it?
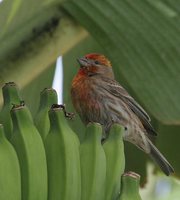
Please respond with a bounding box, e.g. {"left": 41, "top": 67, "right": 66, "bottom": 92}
{"left": 103, "top": 124, "right": 125, "bottom": 200}
{"left": 44, "top": 104, "right": 81, "bottom": 200}
{"left": 119, "top": 172, "right": 142, "bottom": 200}
{"left": 80, "top": 123, "right": 106, "bottom": 200}
{"left": 10, "top": 104, "right": 47, "bottom": 200}
{"left": 0, "top": 124, "right": 21, "bottom": 200}
{"left": 34, "top": 88, "right": 57, "bottom": 142}
{"left": 0, "top": 82, "right": 22, "bottom": 140}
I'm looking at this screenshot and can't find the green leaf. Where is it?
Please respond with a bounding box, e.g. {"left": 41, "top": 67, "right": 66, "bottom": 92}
{"left": 156, "top": 123, "right": 180, "bottom": 176}
{"left": 63, "top": 0, "right": 180, "bottom": 124}
{"left": 1, "top": 0, "right": 22, "bottom": 36}
{"left": 0, "top": 0, "right": 87, "bottom": 104}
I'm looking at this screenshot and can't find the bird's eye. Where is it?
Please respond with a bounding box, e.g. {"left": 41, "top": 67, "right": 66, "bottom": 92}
{"left": 94, "top": 60, "right": 100, "bottom": 65}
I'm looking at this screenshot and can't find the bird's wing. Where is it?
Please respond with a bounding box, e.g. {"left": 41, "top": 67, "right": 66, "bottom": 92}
{"left": 104, "top": 78, "right": 157, "bottom": 136}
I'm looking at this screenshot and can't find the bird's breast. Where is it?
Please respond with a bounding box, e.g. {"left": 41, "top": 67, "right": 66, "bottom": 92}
{"left": 71, "top": 76, "right": 102, "bottom": 123}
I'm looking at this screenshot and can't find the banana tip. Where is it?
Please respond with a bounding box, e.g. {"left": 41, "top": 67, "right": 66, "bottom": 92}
{"left": 123, "top": 171, "right": 140, "bottom": 179}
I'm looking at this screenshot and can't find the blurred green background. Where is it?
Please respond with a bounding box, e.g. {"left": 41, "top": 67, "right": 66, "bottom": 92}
{"left": 0, "top": 0, "right": 180, "bottom": 199}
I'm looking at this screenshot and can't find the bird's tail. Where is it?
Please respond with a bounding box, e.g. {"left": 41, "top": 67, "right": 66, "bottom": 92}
{"left": 148, "top": 139, "right": 174, "bottom": 176}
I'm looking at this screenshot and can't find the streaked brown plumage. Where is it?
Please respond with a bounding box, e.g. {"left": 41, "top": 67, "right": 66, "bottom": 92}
{"left": 71, "top": 53, "right": 174, "bottom": 176}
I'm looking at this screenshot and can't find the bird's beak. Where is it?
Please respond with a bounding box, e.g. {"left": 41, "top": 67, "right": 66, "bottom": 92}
{"left": 77, "top": 57, "right": 90, "bottom": 68}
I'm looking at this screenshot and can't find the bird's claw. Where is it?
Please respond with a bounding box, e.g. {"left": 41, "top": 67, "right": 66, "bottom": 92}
{"left": 59, "top": 104, "right": 75, "bottom": 120}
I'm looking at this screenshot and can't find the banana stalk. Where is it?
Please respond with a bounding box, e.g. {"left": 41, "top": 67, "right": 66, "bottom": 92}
{"left": 0, "top": 124, "right": 21, "bottom": 200}
{"left": 44, "top": 104, "right": 81, "bottom": 200}
{"left": 103, "top": 124, "right": 125, "bottom": 200}
{"left": 34, "top": 88, "right": 57, "bottom": 142}
{"left": 119, "top": 172, "right": 142, "bottom": 200}
{"left": 0, "top": 82, "right": 22, "bottom": 140}
{"left": 10, "top": 104, "right": 47, "bottom": 200}
{"left": 80, "top": 123, "right": 106, "bottom": 200}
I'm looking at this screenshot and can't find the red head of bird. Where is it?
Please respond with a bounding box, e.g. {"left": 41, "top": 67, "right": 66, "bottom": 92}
{"left": 76, "top": 53, "right": 114, "bottom": 79}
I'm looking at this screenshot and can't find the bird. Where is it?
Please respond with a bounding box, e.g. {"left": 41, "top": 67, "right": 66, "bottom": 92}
{"left": 71, "top": 53, "right": 174, "bottom": 176}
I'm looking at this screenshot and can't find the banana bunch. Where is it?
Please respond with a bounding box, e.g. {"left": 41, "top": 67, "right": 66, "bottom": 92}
{"left": 34, "top": 88, "right": 58, "bottom": 142}
{"left": 0, "top": 82, "right": 143, "bottom": 200}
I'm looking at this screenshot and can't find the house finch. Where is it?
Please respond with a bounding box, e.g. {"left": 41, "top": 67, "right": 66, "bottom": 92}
{"left": 71, "top": 53, "right": 174, "bottom": 176}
